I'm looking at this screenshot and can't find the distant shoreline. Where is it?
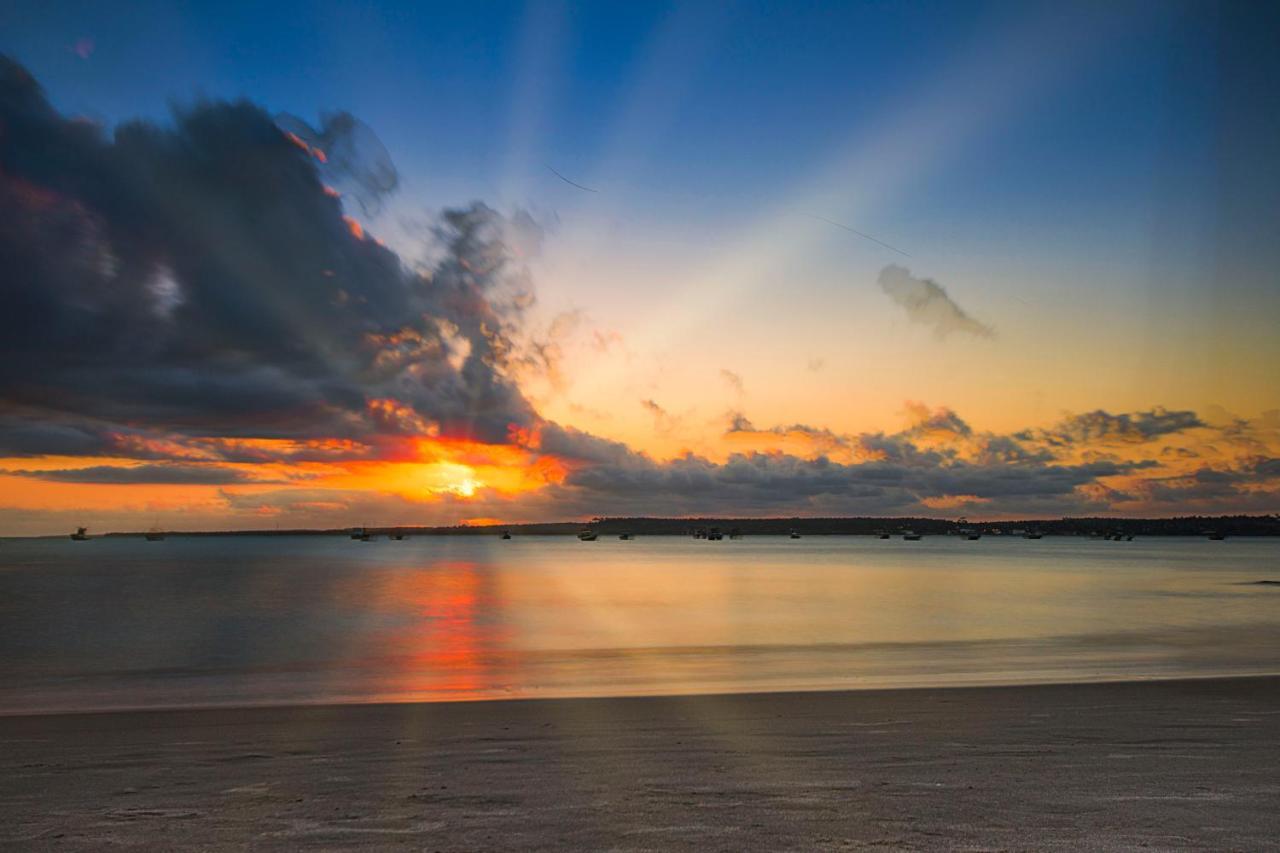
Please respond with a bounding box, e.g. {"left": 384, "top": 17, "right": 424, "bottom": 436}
{"left": 7, "top": 513, "right": 1278, "bottom": 539}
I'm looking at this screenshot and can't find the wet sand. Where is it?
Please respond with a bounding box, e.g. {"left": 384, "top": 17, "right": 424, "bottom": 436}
{"left": 2, "top": 677, "right": 1278, "bottom": 850}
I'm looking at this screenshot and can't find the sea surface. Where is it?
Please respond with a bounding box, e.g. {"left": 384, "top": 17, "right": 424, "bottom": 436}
{"left": 1, "top": 534, "right": 1278, "bottom": 714}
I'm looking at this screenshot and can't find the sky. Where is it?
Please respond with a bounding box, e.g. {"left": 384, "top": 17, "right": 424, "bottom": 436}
{"left": 1, "top": 0, "right": 1278, "bottom": 534}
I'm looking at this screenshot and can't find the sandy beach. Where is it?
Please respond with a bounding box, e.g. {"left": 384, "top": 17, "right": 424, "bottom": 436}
{"left": 2, "top": 676, "right": 1278, "bottom": 850}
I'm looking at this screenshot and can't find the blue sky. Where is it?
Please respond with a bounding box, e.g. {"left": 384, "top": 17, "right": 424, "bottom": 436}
{"left": 1, "top": 1, "right": 1254, "bottom": 232}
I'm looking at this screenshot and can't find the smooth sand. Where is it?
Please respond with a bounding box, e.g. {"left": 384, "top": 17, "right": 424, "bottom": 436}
{"left": 2, "top": 677, "right": 1279, "bottom": 851}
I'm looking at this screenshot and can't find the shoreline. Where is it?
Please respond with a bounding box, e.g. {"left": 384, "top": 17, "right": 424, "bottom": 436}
{"left": 6, "top": 511, "right": 1278, "bottom": 539}
{"left": 4, "top": 675, "right": 1279, "bottom": 849}
{"left": 4, "top": 670, "right": 1280, "bottom": 722}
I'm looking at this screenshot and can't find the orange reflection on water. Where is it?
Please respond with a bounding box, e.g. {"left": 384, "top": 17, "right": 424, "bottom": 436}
{"left": 372, "top": 561, "right": 514, "bottom": 700}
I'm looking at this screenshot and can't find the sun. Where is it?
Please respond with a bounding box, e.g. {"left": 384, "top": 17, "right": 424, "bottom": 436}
{"left": 447, "top": 477, "right": 482, "bottom": 498}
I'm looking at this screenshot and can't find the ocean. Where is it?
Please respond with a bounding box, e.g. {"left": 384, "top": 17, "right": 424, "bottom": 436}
{"left": 1, "top": 534, "right": 1277, "bottom": 714}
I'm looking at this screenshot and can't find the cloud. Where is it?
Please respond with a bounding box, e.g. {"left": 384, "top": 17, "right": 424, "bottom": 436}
{"left": 1026, "top": 407, "right": 1205, "bottom": 446}
{"left": 719, "top": 369, "right": 744, "bottom": 395}
{"left": 0, "top": 56, "right": 537, "bottom": 453}
{"left": 878, "top": 264, "right": 993, "bottom": 339}
{"left": 0, "top": 420, "right": 111, "bottom": 457}
{"left": 273, "top": 111, "right": 399, "bottom": 215}
{"left": 527, "top": 402, "right": 1179, "bottom": 517}
{"left": 6, "top": 464, "right": 266, "bottom": 485}
{"left": 725, "top": 412, "right": 856, "bottom": 460}
{"left": 903, "top": 401, "right": 972, "bottom": 440}
{"left": 640, "top": 399, "right": 670, "bottom": 425}
{"left": 516, "top": 309, "right": 582, "bottom": 393}
{"left": 536, "top": 445, "right": 1142, "bottom": 518}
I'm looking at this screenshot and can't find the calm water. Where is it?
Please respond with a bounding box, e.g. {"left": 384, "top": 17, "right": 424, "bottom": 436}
{"left": 1, "top": 535, "right": 1278, "bottom": 714}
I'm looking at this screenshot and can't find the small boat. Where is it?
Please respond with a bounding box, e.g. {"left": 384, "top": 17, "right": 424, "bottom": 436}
{"left": 967, "top": 533, "right": 982, "bottom": 540}
{"left": 707, "top": 527, "right": 724, "bottom": 541}
{"left": 1023, "top": 532, "right": 1043, "bottom": 540}
{"left": 350, "top": 527, "right": 366, "bottom": 540}
{"left": 145, "top": 527, "right": 165, "bottom": 542}
{"left": 618, "top": 533, "right": 633, "bottom": 540}
{"left": 577, "top": 530, "right": 598, "bottom": 542}
{"left": 789, "top": 531, "right": 802, "bottom": 539}
{"left": 501, "top": 531, "right": 512, "bottom": 540}
{"left": 1208, "top": 533, "right": 1226, "bottom": 541}
{"left": 390, "top": 533, "right": 406, "bottom": 541}
{"left": 877, "top": 532, "right": 890, "bottom": 539}
{"left": 70, "top": 526, "right": 89, "bottom": 541}
{"left": 902, "top": 532, "right": 922, "bottom": 541}
{"left": 359, "top": 531, "right": 376, "bottom": 541}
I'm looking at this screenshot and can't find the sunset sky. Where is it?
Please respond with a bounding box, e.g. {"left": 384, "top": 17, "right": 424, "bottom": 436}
{"left": 1, "top": 0, "right": 1278, "bottom": 534}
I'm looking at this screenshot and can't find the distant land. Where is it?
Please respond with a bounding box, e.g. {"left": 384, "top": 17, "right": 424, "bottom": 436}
{"left": 13, "top": 514, "right": 1280, "bottom": 539}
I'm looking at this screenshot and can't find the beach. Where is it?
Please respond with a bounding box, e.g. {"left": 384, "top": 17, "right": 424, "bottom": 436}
{"left": 3, "top": 676, "right": 1278, "bottom": 850}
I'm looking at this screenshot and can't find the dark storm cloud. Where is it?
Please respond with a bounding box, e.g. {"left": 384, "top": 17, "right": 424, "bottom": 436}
{"left": 0, "top": 56, "right": 536, "bottom": 453}
{"left": 878, "top": 265, "right": 993, "bottom": 339}
{"left": 7, "top": 464, "right": 264, "bottom": 485}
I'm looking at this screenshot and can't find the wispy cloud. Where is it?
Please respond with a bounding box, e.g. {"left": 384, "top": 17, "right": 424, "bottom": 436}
{"left": 719, "top": 369, "right": 744, "bottom": 395}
